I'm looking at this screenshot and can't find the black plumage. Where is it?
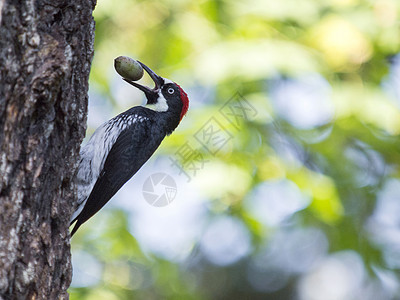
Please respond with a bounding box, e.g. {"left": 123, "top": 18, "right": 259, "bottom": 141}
{"left": 70, "top": 62, "right": 189, "bottom": 236}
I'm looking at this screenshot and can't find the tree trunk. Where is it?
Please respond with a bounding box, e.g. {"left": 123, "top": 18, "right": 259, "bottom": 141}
{"left": 0, "top": 0, "right": 96, "bottom": 298}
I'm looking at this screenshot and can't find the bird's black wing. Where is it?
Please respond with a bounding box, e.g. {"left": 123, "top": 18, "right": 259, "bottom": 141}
{"left": 70, "top": 120, "right": 164, "bottom": 236}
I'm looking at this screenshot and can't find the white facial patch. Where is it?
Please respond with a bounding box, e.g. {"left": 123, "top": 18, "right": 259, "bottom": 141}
{"left": 163, "top": 78, "right": 174, "bottom": 84}
{"left": 146, "top": 89, "right": 169, "bottom": 112}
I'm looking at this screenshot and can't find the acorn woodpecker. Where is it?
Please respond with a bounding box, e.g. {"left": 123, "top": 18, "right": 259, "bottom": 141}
{"left": 70, "top": 61, "right": 189, "bottom": 236}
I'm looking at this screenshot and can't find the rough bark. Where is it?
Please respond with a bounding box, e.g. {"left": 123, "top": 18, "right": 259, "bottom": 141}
{"left": 0, "top": 0, "right": 96, "bottom": 299}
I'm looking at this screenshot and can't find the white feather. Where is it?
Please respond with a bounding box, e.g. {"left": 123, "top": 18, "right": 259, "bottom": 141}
{"left": 71, "top": 114, "right": 145, "bottom": 221}
{"left": 146, "top": 90, "right": 169, "bottom": 112}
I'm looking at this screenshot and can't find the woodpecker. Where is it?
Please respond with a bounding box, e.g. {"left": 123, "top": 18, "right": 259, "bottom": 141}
{"left": 70, "top": 61, "right": 189, "bottom": 236}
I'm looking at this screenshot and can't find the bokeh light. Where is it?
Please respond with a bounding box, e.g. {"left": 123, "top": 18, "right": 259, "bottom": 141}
{"left": 70, "top": 0, "right": 400, "bottom": 299}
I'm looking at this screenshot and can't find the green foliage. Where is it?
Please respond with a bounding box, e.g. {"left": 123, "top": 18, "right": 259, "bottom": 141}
{"left": 71, "top": 0, "right": 400, "bottom": 299}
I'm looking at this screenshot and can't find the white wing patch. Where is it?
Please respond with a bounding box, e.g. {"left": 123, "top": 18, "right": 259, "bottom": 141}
{"left": 71, "top": 114, "right": 148, "bottom": 221}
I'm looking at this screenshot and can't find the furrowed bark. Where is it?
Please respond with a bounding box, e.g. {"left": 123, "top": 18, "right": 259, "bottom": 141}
{"left": 0, "top": 0, "right": 96, "bottom": 298}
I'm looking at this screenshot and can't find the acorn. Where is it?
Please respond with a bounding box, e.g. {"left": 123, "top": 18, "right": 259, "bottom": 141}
{"left": 114, "top": 56, "right": 144, "bottom": 81}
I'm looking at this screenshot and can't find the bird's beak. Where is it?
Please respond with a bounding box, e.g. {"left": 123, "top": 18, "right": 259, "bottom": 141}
{"left": 123, "top": 61, "right": 164, "bottom": 104}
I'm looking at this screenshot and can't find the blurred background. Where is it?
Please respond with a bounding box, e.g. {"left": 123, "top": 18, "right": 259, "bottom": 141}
{"left": 69, "top": 0, "right": 400, "bottom": 299}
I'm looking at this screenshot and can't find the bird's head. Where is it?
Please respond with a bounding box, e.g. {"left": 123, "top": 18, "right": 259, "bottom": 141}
{"left": 123, "top": 61, "right": 189, "bottom": 122}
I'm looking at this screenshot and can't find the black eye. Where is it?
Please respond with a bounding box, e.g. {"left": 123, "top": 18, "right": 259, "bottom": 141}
{"left": 167, "top": 88, "right": 175, "bottom": 94}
